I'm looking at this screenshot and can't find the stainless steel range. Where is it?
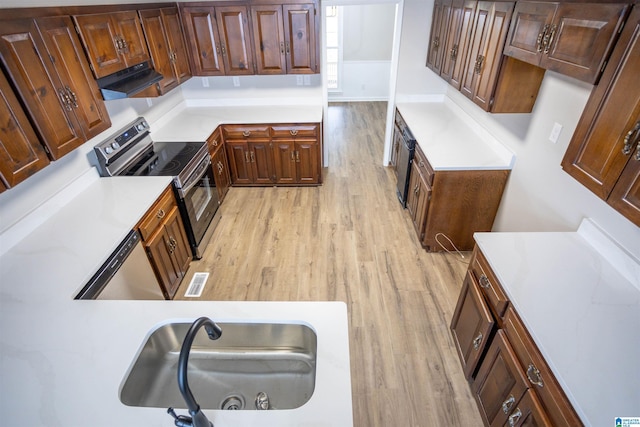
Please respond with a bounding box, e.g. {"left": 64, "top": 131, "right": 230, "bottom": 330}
{"left": 94, "top": 117, "right": 220, "bottom": 259}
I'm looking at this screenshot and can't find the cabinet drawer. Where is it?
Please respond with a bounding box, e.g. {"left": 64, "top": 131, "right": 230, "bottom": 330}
{"left": 207, "top": 127, "right": 223, "bottom": 155}
{"left": 503, "top": 307, "right": 582, "bottom": 427}
{"left": 138, "top": 186, "right": 176, "bottom": 241}
{"left": 413, "top": 145, "right": 434, "bottom": 185}
{"left": 222, "top": 124, "right": 270, "bottom": 139}
{"left": 271, "top": 124, "right": 318, "bottom": 138}
{"left": 471, "top": 248, "right": 509, "bottom": 318}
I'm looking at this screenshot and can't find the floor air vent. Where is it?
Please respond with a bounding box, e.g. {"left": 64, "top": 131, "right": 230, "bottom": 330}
{"left": 184, "top": 272, "right": 209, "bottom": 298}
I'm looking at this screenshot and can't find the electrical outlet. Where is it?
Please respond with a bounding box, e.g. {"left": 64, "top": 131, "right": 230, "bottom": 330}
{"left": 303, "top": 75, "right": 310, "bottom": 85}
{"left": 296, "top": 75, "right": 303, "bottom": 86}
{"left": 549, "top": 122, "right": 563, "bottom": 144}
{"left": 202, "top": 78, "right": 209, "bottom": 88}
{"left": 233, "top": 76, "right": 240, "bottom": 87}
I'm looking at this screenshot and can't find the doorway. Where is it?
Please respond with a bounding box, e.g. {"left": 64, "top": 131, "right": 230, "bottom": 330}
{"left": 321, "top": 0, "right": 404, "bottom": 167}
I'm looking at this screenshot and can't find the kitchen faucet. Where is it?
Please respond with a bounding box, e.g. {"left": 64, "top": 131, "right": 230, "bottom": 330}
{"left": 167, "top": 317, "right": 223, "bottom": 427}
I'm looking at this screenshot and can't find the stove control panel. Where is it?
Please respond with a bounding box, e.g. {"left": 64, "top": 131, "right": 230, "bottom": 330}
{"left": 93, "top": 117, "right": 151, "bottom": 176}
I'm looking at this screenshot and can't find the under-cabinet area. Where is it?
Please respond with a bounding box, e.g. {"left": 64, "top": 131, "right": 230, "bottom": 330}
{"left": 392, "top": 102, "right": 513, "bottom": 252}
{"left": 456, "top": 223, "right": 640, "bottom": 427}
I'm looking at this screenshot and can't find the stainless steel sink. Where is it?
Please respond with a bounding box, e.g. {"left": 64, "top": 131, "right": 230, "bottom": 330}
{"left": 120, "top": 322, "right": 317, "bottom": 410}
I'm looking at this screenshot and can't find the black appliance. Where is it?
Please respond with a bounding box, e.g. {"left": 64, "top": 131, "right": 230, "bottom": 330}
{"left": 395, "top": 110, "right": 416, "bottom": 207}
{"left": 94, "top": 117, "right": 220, "bottom": 259}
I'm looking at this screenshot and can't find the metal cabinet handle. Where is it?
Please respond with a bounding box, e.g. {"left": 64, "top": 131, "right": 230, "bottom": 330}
{"left": 622, "top": 121, "right": 640, "bottom": 155}
{"left": 472, "top": 333, "right": 483, "bottom": 351}
{"left": 479, "top": 274, "right": 491, "bottom": 289}
{"left": 295, "top": 151, "right": 300, "bottom": 162}
{"left": 211, "top": 138, "right": 218, "bottom": 147}
{"left": 65, "top": 86, "right": 78, "bottom": 108}
{"left": 280, "top": 41, "right": 285, "bottom": 54}
{"left": 215, "top": 44, "right": 221, "bottom": 55}
{"left": 221, "top": 44, "right": 227, "bottom": 55}
{"left": 242, "top": 130, "right": 251, "bottom": 137}
{"left": 502, "top": 395, "right": 515, "bottom": 415}
{"left": 244, "top": 151, "right": 250, "bottom": 163}
{"left": 543, "top": 24, "right": 557, "bottom": 54}
{"left": 285, "top": 41, "right": 290, "bottom": 54}
{"left": 527, "top": 364, "right": 544, "bottom": 387}
{"left": 450, "top": 44, "right": 458, "bottom": 61}
{"left": 508, "top": 408, "right": 522, "bottom": 427}
{"left": 290, "top": 129, "right": 298, "bottom": 136}
{"left": 474, "top": 55, "right": 485, "bottom": 74}
{"left": 291, "top": 151, "right": 296, "bottom": 161}
{"left": 156, "top": 208, "right": 165, "bottom": 219}
{"left": 432, "top": 36, "right": 440, "bottom": 49}
{"left": 250, "top": 151, "right": 255, "bottom": 162}
{"left": 536, "top": 24, "right": 549, "bottom": 52}
{"left": 58, "top": 88, "right": 72, "bottom": 111}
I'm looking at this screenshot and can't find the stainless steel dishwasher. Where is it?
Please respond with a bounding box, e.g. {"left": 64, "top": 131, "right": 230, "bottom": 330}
{"left": 75, "top": 230, "right": 165, "bottom": 300}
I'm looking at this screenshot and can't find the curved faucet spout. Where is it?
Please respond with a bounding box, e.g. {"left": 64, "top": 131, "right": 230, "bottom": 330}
{"left": 174, "top": 317, "right": 222, "bottom": 427}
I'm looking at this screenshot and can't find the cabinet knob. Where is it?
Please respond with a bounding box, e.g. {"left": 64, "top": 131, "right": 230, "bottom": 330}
{"left": 526, "top": 364, "right": 544, "bottom": 387}
{"left": 472, "top": 333, "right": 483, "bottom": 351}
{"left": 508, "top": 408, "right": 522, "bottom": 427}
{"left": 502, "top": 395, "right": 515, "bottom": 415}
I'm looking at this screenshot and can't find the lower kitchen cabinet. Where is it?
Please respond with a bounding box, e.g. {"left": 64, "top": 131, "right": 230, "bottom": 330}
{"left": 451, "top": 247, "right": 582, "bottom": 427}
{"left": 137, "top": 186, "right": 191, "bottom": 299}
{"left": 407, "top": 144, "right": 509, "bottom": 251}
{"left": 223, "top": 122, "right": 322, "bottom": 186}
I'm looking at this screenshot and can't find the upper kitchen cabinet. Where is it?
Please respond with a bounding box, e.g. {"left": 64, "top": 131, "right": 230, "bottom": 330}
{"left": 180, "top": 4, "right": 254, "bottom": 75}
{"left": 138, "top": 7, "right": 191, "bottom": 96}
{"left": 428, "top": 1, "right": 545, "bottom": 113}
{"left": 73, "top": 10, "right": 151, "bottom": 79}
{"left": 440, "top": 0, "right": 477, "bottom": 89}
{"left": 251, "top": 3, "right": 318, "bottom": 74}
{"left": 562, "top": 6, "right": 640, "bottom": 227}
{"left": 0, "top": 16, "right": 110, "bottom": 160}
{"left": 504, "top": 2, "right": 629, "bottom": 84}
{"left": 0, "top": 70, "right": 50, "bottom": 189}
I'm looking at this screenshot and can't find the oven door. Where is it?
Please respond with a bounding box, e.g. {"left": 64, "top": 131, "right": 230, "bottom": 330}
{"left": 176, "top": 155, "right": 220, "bottom": 256}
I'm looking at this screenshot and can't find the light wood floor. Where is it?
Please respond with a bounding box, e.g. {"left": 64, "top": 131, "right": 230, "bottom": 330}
{"left": 178, "top": 102, "right": 484, "bottom": 426}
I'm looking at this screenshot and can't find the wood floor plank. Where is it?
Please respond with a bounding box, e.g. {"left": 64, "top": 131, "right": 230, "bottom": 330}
{"left": 177, "top": 102, "right": 483, "bottom": 426}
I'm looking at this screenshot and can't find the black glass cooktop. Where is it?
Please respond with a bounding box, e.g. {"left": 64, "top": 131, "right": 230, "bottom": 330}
{"left": 123, "top": 141, "right": 206, "bottom": 177}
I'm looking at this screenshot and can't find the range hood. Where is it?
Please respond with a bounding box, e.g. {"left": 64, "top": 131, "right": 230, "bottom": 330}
{"left": 96, "top": 62, "right": 163, "bottom": 100}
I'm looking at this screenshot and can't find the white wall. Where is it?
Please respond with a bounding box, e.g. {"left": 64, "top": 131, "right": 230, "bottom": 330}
{"left": 329, "top": 3, "right": 395, "bottom": 101}
{"left": 394, "top": 2, "right": 640, "bottom": 258}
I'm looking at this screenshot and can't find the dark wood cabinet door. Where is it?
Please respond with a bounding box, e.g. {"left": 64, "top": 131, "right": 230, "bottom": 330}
{"left": 427, "top": 0, "right": 452, "bottom": 75}
{"left": 226, "top": 141, "right": 253, "bottom": 185}
{"left": 181, "top": 6, "right": 225, "bottom": 76}
{"left": 272, "top": 140, "right": 296, "bottom": 184}
{"left": 473, "top": 330, "right": 528, "bottom": 427}
{"left": 139, "top": 9, "right": 178, "bottom": 95}
{"left": 609, "top": 154, "right": 640, "bottom": 227}
{"left": 35, "top": 16, "right": 110, "bottom": 140}
{"left": 503, "top": 2, "right": 555, "bottom": 65}
{"left": 162, "top": 8, "right": 191, "bottom": 83}
{"left": 562, "top": 6, "right": 640, "bottom": 226}
{"left": 0, "top": 70, "right": 50, "bottom": 188}
{"left": 216, "top": 6, "right": 254, "bottom": 75}
{"left": 113, "top": 11, "right": 150, "bottom": 68}
{"left": 249, "top": 140, "right": 275, "bottom": 184}
{"left": 542, "top": 3, "right": 629, "bottom": 84}
{"left": 73, "top": 13, "right": 123, "bottom": 78}
{"left": 146, "top": 226, "right": 181, "bottom": 300}
{"left": 295, "top": 139, "right": 319, "bottom": 184}
{"left": 283, "top": 4, "right": 317, "bottom": 73}
{"left": 471, "top": 1, "right": 514, "bottom": 111}
{"left": 450, "top": 271, "right": 495, "bottom": 379}
{"left": 442, "top": 0, "right": 476, "bottom": 89}
{"left": 164, "top": 206, "right": 191, "bottom": 298}
{"left": 211, "top": 144, "right": 231, "bottom": 201}
{"left": 251, "top": 5, "right": 286, "bottom": 74}
{"left": 0, "top": 19, "right": 84, "bottom": 160}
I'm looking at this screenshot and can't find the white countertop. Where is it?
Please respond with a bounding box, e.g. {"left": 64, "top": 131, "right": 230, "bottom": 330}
{"left": 152, "top": 102, "right": 324, "bottom": 143}
{"left": 474, "top": 220, "right": 640, "bottom": 427}
{"left": 0, "top": 101, "right": 351, "bottom": 426}
{"left": 396, "top": 102, "right": 514, "bottom": 170}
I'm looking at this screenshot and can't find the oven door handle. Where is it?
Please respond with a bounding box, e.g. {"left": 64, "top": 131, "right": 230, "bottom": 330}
{"left": 177, "top": 156, "right": 212, "bottom": 199}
